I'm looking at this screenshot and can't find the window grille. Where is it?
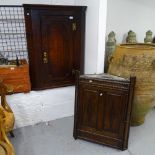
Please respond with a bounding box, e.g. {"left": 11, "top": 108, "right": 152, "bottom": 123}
{"left": 0, "top": 5, "right": 28, "bottom": 61}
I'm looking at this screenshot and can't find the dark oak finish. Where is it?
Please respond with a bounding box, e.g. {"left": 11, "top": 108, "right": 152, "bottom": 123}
{"left": 23, "top": 4, "right": 86, "bottom": 90}
{"left": 73, "top": 73, "right": 136, "bottom": 150}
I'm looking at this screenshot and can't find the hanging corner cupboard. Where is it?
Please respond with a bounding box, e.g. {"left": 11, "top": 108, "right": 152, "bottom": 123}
{"left": 23, "top": 4, "right": 87, "bottom": 90}
{"left": 73, "top": 73, "right": 136, "bottom": 150}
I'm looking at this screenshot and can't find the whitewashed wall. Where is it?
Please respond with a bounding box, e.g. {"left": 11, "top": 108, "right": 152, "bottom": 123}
{"left": 96, "top": 0, "right": 107, "bottom": 73}
{"left": 7, "top": 87, "right": 75, "bottom": 128}
{"left": 0, "top": 0, "right": 107, "bottom": 128}
{"left": 75, "top": 0, "right": 107, "bottom": 74}
{"left": 75, "top": 0, "right": 100, "bottom": 74}
{"left": 106, "top": 0, "right": 155, "bottom": 43}
{"left": 51, "top": 0, "right": 74, "bottom": 5}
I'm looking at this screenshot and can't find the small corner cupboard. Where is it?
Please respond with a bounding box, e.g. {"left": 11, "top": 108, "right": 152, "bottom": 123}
{"left": 73, "top": 73, "right": 136, "bottom": 150}
{"left": 23, "top": 4, "right": 87, "bottom": 90}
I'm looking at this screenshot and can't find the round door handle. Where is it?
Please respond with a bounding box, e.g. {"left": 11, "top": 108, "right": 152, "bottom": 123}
{"left": 89, "top": 80, "right": 93, "bottom": 83}
{"left": 100, "top": 93, "right": 103, "bottom": 96}
{"left": 69, "top": 16, "right": 74, "bottom": 20}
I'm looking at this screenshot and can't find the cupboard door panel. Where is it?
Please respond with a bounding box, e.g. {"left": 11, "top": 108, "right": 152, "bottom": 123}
{"left": 24, "top": 5, "right": 86, "bottom": 90}
{"left": 41, "top": 16, "right": 74, "bottom": 85}
{"left": 99, "top": 92, "right": 127, "bottom": 137}
{"left": 79, "top": 87, "right": 99, "bottom": 129}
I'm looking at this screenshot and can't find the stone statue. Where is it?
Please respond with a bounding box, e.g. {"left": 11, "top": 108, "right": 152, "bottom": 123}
{"left": 144, "top": 30, "right": 153, "bottom": 43}
{"left": 126, "top": 30, "right": 137, "bottom": 43}
{"left": 104, "top": 31, "right": 116, "bottom": 73}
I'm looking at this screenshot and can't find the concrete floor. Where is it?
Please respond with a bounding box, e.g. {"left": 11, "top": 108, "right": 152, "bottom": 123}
{"left": 10, "top": 109, "right": 155, "bottom": 155}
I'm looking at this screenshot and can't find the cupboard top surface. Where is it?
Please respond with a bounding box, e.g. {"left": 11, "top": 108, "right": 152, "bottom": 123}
{"left": 80, "top": 74, "right": 130, "bottom": 82}
{"left": 23, "top": 4, "right": 87, "bottom": 10}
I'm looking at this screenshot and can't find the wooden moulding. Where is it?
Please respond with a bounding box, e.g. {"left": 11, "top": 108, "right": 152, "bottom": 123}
{"left": 0, "top": 63, "right": 31, "bottom": 93}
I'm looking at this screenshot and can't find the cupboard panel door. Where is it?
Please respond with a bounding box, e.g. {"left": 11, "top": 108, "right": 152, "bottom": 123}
{"left": 78, "top": 85, "right": 99, "bottom": 130}
{"left": 97, "top": 91, "right": 128, "bottom": 138}
{"left": 41, "top": 15, "right": 74, "bottom": 86}
{"left": 24, "top": 5, "right": 86, "bottom": 90}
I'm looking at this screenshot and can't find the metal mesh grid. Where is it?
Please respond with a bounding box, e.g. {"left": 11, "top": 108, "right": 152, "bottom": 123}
{"left": 0, "top": 6, "right": 28, "bottom": 61}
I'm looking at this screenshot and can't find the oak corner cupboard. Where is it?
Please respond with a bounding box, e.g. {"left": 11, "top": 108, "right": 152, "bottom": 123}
{"left": 23, "top": 4, "right": 87, "bottom": 90}
{"left": 73, "top": 73, "right": 136, "bottom": 150}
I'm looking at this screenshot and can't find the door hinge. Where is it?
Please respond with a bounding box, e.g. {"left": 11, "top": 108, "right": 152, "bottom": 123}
{"left": 72, "top": 23, "right": 77, "bottom": 31}
{"left": 43, "top": 52, "right": 48, "bottom": 64}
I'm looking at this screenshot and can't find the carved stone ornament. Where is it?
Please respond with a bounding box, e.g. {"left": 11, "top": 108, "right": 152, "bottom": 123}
{"left": 126, "top": 30, "right": 137, "bottom": 43}
{"left": 104, "top": 31, "right": 116, "bottom": 72}
{"left": 144, "top": 30, "right": 153, "bottom": 43}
